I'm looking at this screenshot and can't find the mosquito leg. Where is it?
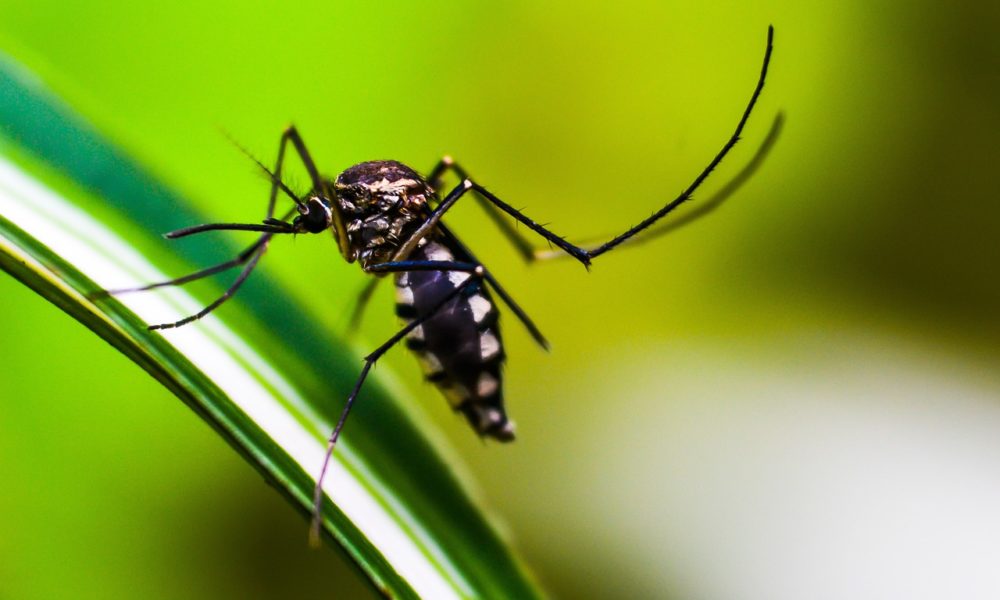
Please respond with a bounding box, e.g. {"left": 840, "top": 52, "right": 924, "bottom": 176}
{"left": 383, "top": 189, "right": 552, "bottom": 347}
{"left": 388, "top": 180, "right": 477, "bottom": 261}
{"left": 481, "top": 270, "right": 547, "bottom": 349}
{"left": 163, "top": 221, "right": 293, "bottom": 239}
{"left": 435, "top": 109, "right": 783, "bottom": 264}
{"left": 586, "top": 26, "right": 774, "bottom": 260}
{"left": 427, "top": 26, "right": 774, "bottom": 268}
{"left": 310, "top": 262, "right": 484, "bottom": 545}
{"left": 532, "top": 111, "right": 786, "bottom": 260}
{"left": 426, "top": 156, "right": 539, "bottom": 263}
{"left": 100, "top": 237, "right": 268, "bottom": 296}
{"left": 380, "top": 179, "right": 559, "bottom": 337}
{"left": 364, "top": 260, "right": 480, "bottom": 274}
{"left": 276, "top": 126, "right": 351, "bottom": 255}
{"left": 344, "top": 277, "right": 382, "bottom": 335}
{"left": 433, "top": 221, "right": 550, "bottom": 349}
{"left": 147, "top": 235, "right": 272, "bottom": 330}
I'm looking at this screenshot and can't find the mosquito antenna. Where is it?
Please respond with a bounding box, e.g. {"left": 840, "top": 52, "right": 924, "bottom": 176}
{"left": 219, "top": 128, "right": 307, "bottom": 211}
{"left": 308, "top": 378, "right": 360, "bottom": 547}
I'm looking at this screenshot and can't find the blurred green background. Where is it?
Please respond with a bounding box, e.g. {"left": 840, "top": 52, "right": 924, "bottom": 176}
{"left": 2, "top": 1, "right": 999, "bottom": 599}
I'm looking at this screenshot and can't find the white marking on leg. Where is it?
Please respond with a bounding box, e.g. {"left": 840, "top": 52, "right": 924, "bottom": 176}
{"left": 467, "top": 295, "right": 492, "bottom": 324}
{"left": 407, "top": 325, "right": 424, "bottom": 341}
{"left": 479, "top": 330, "right": 500, "bottom": 360}
{"left": 477, "top": 372, "right": 498, "bottom": 397}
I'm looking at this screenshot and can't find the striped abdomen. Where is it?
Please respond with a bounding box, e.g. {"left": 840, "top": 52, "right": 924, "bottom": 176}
{"left": 394, "top": 240, "right": 514, "bottom": 441}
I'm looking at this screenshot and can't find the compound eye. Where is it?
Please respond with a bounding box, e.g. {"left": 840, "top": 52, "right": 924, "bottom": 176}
{"left": 304, "top": 198, "right": 333, "bottom": 233}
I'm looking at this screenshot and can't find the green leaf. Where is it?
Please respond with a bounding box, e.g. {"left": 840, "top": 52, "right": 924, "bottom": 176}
{"left": 0, "top": 53, "right": 544, "bottom": 599}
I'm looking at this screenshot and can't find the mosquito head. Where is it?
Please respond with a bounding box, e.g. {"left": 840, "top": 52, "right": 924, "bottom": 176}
{"left": 293, "top": 195, "right": 334, "bottom": 234}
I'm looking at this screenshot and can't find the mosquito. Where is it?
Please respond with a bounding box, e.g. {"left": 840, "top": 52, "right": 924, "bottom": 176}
{"left": 104, "top": 26, "right": 775, "bottom": 541}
